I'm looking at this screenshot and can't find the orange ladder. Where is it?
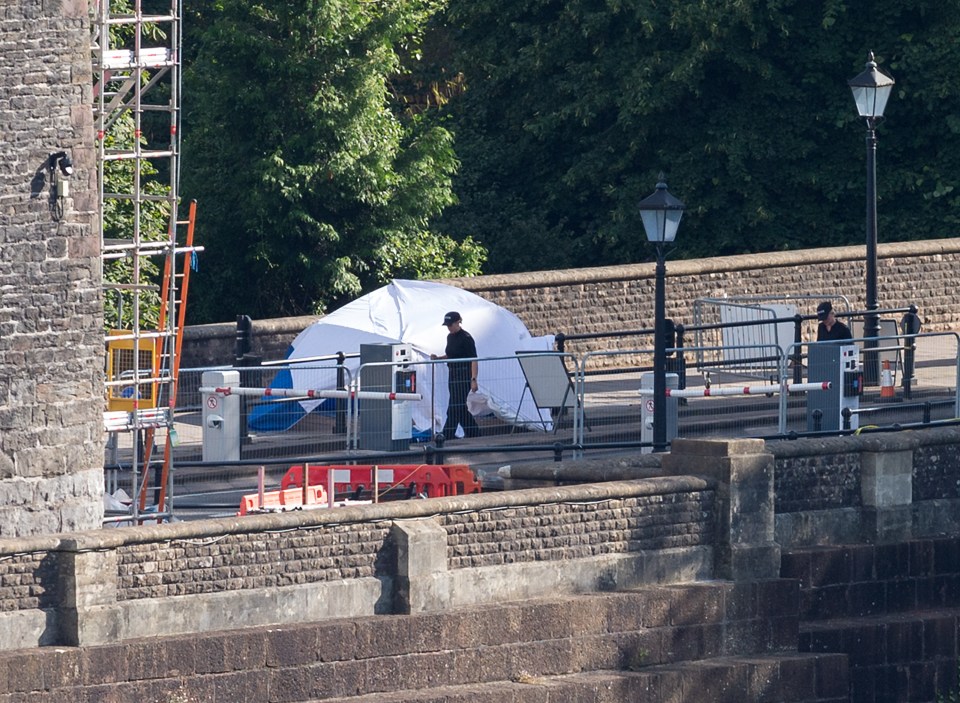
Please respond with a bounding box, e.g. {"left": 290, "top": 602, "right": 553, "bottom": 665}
{"left": 137, "top": 200, "right": 198, "bottom": 516}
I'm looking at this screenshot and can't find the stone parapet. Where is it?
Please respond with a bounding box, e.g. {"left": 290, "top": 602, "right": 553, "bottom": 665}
{"left": 0, "top": 477, "right": 716, "bottom": 649}
{"left": 441, "top": 239, "right": 960, "bottom": 344}
{"left": 662, "top": 438, "right": 781, "bottom": 580}
{"left": 181, "top": 239, "right": 960, "bottom": 367}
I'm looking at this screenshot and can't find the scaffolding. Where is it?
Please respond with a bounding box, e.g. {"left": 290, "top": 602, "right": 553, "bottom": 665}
{"left": 92, "top": 0, "right": 198, "bottom": 524}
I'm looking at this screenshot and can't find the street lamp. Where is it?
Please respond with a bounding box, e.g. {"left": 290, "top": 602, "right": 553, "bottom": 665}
{"left": 848, "top": 51, "right": 895, "bottom": 385}
{"left": 638, "top": 173, "right": 684, "bottom": 452}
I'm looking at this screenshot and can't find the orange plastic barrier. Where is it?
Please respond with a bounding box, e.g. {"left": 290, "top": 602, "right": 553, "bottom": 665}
{"left": 280, "top": 464, "right": 481, "bottom": 499}
{"left": 238, "top": 485, "right": 328, "bottom": 515}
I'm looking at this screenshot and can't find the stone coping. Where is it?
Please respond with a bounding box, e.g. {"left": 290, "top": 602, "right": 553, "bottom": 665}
{"left": 182, "top": 314, "right": 321, "bottom": 350}
{"left": 767, "top": 423, "right": 960, "bottom": 458}
{"left": 438, "top": 238, "right": 960, "bottom": 291}
{"left": 0, "top": 476, "right": 711, "bottom": 556}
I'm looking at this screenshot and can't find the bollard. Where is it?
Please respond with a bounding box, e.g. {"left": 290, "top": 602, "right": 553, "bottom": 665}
{"left": 555, "top": 332, "right": 566, "bottom": 353}
{"left": 923, "top": 402, "right": 931, "bottom": 425}
{"left": 901, "top": 306, "right": 921, "bottom": 400}
{"left": 792, "top": 315, "right": 804, "bottom": 384}
{"left": 236, "top": 352, "right": 262, "bottom": 452}
{"left": 812, "top": 408, "right": 823, "bottom": 432}
{"left": 841, "top": 407, "right": 852, "bottom": 431}
{"left": 235, "top": 314, "right": 252, "bottom": 363}
{"left": 553, "top": 442, "right": 564, "bottom": 463}
{"left": 667, "top": 324, "right": 688, "bottom": 391}
{"left": 432, "top": 433, "right": 445, "bottom": 465}
{"left": 335, "top": 351, "right": 347, "bottom": 434}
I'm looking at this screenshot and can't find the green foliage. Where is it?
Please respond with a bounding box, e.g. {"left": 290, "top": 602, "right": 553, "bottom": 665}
{"left": 182, "top": 0, "right": 484, "bottom": 323}
{"left": 937, "top": 662, "right": 960, "bottom": 702}
{"left": 436, "top": 0, "right": 960, "bottom": 274}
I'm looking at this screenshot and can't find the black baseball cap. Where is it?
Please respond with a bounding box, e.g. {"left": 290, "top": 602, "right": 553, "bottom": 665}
{"left": 442, "top": 311, "right": 462, "bottom": 326}
{"left": 816, "top": 301, "right": 832, "bottom": 320}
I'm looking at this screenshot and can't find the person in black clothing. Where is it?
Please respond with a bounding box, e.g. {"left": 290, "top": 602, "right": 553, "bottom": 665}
{"left": 430, "top": 311, "right": 481, "bottom": 440}
{"left": 816, "top": 301, "right": 852, "bottom": 341}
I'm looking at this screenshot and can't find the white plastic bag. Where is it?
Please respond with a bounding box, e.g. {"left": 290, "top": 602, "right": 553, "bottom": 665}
{"left": 466, "top": 390, "right": 494, "bottom": 417}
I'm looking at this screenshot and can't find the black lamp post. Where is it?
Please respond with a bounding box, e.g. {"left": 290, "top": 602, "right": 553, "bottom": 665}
{"left": 638, "top": 174, "right": 684, "bottom": 452}
{"left": 848, "top": 51, "right": 894, "bottom": 385}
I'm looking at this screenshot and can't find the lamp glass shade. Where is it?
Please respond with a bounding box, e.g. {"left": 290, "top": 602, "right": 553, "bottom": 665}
{"left": 638, "top": 177, "right": 685, "bottom": 244}
{"left": 641, "top": 209, "right": 683, "bottom": 244}
{"left": 850, "top": 82, "right": 893, "bottom": 118}
{"left": 848, "top": 56, "right": 895, "bottom": 119}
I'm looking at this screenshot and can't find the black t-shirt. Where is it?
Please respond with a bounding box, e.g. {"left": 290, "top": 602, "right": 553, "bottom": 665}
{"left": 445, "top": 329, "right": 477, "bottom": 380}
{"left": 817, "top": 320, "right": 852, "bottom": 341}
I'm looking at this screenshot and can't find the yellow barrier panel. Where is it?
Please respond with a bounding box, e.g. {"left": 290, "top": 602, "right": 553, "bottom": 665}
{"left": 105, "top": 330, "right": 157, "bottom": 411}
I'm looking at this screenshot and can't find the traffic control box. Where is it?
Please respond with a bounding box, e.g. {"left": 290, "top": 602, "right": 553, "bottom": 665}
{"left": 807, "top": 343, "right": 861, "bottom": 432}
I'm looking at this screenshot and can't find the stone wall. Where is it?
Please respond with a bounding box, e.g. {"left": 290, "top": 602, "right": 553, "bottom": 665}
{"left": 11, "top": 429, "right": 959, "bottom": 648}
{"left": 440, "top": 490, "right": 715, "bottom": 569}
{"left": 769, "top": 427, "right": 960, "bottom": 548}
{"left": 116, "top": 522, "right": 395, "bottom": 601}
{"left": 0, "top": 1, "right": 103, "bottom": 536}
{"left": 181, "top": 238, "right": 960, "bottom": 368}
{"left": 0, "top": 582, "right": 841, "bottom": 703}
{"left": 768, "top": 427, "right": 960, "bottom": 513}
{"left": 441, "top": 239, "right": 960, "bottom": 350}
{"left": 786, "top": 537, "right": 960, "bottom": 699}
{"left": 0, "top": 476, "right": 715, "bottom": 649}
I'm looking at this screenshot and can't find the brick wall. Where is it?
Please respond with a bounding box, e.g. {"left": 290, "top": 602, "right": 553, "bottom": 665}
{"left": 913, "top": 442, "right": 960, "bottom": 501}
{"left": 770, "top": 427, "right": 960, "bottom": 515}
{"left": 0, "top": 551, "right": 58, "bottom": 612}
{"left": 0, "top": 2, "right": 103, "bottom": 536}
{"left": 109, "top": 484, "right": 714, "bottom": 603}
{"left": 0, "top": 478, "right": 716, "bottom": 648}
{"left": 773, "top": 446, "right": 863, "bottom": 513}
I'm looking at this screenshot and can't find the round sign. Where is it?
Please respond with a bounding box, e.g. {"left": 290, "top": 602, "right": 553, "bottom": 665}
{"left": 644, "top": 399, "right": 655, "bottom": 414}
{"left": 206, "top": 395, "right": 219, "bottom": 410}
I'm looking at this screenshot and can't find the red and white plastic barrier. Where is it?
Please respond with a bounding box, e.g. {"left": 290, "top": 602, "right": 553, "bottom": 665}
{"left": 639, "top": 381, "right": 831, "bottom": 399}
{"left": 198, "top": 385, "right": 422, "bottom": 401}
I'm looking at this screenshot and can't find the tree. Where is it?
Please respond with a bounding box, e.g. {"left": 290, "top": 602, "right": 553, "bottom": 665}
{"left": 181, "top": 0, "right": 484, "bottom": 323}
{"left": 436, "top": 0, "right": 960, "bottom": 274}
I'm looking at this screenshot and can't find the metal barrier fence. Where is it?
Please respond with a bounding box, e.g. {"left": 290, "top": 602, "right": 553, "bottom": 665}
{"left": 151, "top": 331, "right": 959, "bottom": 460}
{"left": 103, "top": 332, "right": 960, "bottom": 519}
{"left": 349, "top": 352, "right": 582, "bottom": 449}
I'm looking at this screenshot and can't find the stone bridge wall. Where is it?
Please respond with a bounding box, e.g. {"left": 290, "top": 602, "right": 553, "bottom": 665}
{"left": 1, "top": 433, "right": 960, "bottom": 699}
{"left": 4, "top": 431, "right": 960, "bottom": 653}
{"left": 0, "top": 475, "right": 716, "bottom": 651}
{"left": 182, "top": 238, "right": 960, "bottom": 368}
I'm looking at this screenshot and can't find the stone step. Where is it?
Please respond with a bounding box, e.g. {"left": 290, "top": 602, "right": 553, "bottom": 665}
{"left": 799, "top": 608, "right": 960, "bottom": 701}
{"left": 313, "top": 653, "right": 849, "bottom": 703}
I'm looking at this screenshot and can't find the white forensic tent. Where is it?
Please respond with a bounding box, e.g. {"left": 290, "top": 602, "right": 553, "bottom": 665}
{"left": 264, "top": 280, "right": 555, "bottom": 436}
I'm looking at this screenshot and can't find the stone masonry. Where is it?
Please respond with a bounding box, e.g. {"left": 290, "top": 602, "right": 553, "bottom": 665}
{"left": 0, "top": 1, "right": 103, "bottom": 537}
{"left": 181, "top": 238, "right": 960, "bottom": 368}
{"left": 440, "top": 239, "right": 960, "bottom": 353}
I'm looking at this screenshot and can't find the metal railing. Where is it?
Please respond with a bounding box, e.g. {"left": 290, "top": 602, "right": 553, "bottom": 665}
{"left": 103, "top": 331, "right": 960, "bottom": 520}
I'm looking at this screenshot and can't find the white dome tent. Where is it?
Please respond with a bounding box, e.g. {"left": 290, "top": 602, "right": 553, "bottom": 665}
{"left": 250, "top": 280, "right": 555, "bottom": 437}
